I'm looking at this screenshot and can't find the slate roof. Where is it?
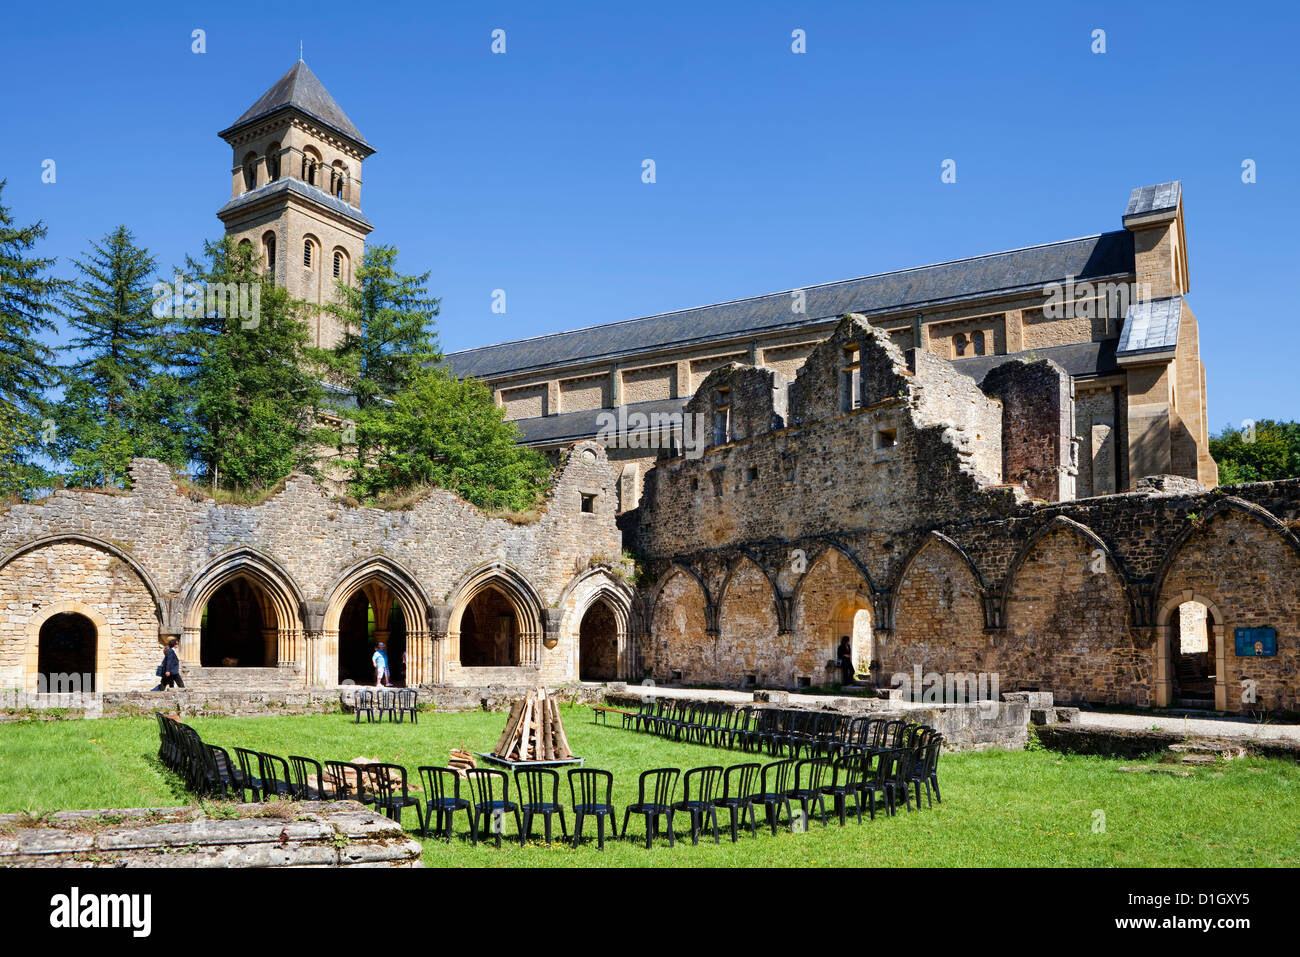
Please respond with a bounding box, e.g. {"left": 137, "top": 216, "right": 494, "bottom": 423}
{"left": 446, "top": 231, "right": 1135, "bottom": 380}
{"left": 952, "top": 338, "right": 1121, "bottom": 383}
{"left": 220, "top": 61, "right": 372, "bottom": 151}
{"left": 511, "top": 397, "right": 687, "bottom": 446}
{"left": 216, "top": 177, "right": 373, "bottom": 229}
{"left": 1117, "top": 296, "right": 1182, "bottom": 356}
{"left": 1124, "top": 181, "right": 1181, "bottom": 219}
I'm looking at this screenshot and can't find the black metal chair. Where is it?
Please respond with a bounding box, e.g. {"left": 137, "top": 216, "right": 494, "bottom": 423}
{"left": 822, "top": 754, "right": 865, "bottom": 825}
{"left": 396, "top": 688, "right": 419, "bottom": 723}
{"left": 464, "top": 769, "right": 522, "bottom": 847}
{"left": 515, "top": 767, "right": 568, "bottom": 845}
{"left": 568, "top": 768, "right": 618, "bottom": 850}
{"left": 713, "top": 762, "right": 760, "bottom": 842}
{"left": 257, "top": 752, "right": 296, "bottom": 800}
{"left": 324, "top": 760, "right": 369, "bottom": 804}
{"left": 363, "top": 763, "right": 423, "bottom": 829}
{"left": 856, "top": 748, "right": 892, "bottom": 820}
{"left": 751, "top": 759, "right": 796, "bottom": 835}
{"left": 622, "top": 767, "right": 680, "bottom": 848}
{"left": 353, "top": 689, "right": 376, "bottom": 724}
{"left": 417, "top": 766, "right": 472, "bottom": 840}
{"left": 672, "top": 766, "right": 723, "bottom": 845}
{"left": 786, "top": 759, "right": 832, "bottom": 829}
{"left": 232, "top": 747, "right": 266, "bottom": 802}
{"left": 907, "top": 732, "right": 943, "bottom": 808}
{"left": 287, "top": 755, "right": 328, "bottom": 800}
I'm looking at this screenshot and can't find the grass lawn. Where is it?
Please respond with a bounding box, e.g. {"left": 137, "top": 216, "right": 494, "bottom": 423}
{"left": 1, "top": 706, "right": 1297, "bottom": 867}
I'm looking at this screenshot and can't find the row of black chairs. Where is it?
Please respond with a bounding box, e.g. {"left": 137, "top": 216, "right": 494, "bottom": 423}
{"left": 155, "top": 713, "right": 618, "bottom": 848}
{"left": 156, "top": 713, "right": 941, "bottom": 851}
{"left": 624, "top": 700, "right": 933, "bottom": 765}
{"left": 352, "top": 688, "right": 419, "bottom": 724}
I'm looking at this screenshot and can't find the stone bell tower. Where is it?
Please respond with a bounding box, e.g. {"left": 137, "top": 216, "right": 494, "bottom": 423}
{"left": 216, "top": 59, "right": 375, "bottom": 349}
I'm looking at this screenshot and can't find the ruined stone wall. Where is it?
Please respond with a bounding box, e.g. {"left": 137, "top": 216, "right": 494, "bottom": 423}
{"left": 0, "top": 442, "right": 631, "bottom": 691}
{"left": 628, "top": 316, "right": 1300, "bottom": 711}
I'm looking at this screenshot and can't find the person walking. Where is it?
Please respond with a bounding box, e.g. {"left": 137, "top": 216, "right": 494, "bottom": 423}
{"left": 152, "top": 638, "right": 184, "bottom": 691}
{"left": 372, "top": 642, "right": 389, "bottom": 687}
{"left": 837, "top": 636, "right": 855, "bottom": 686}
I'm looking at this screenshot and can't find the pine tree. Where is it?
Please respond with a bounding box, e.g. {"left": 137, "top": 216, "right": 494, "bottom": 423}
{"left": 0, "top": 180, "right": 61, "bottom": 496}
{"left": 320, "top": 243, "right": 441, "bottom": 484}
{"left": 178, "top": 237, "right": 323, "bottom": 491}
{"left": 54, "top": 225, "right": 187, "bottom": 486}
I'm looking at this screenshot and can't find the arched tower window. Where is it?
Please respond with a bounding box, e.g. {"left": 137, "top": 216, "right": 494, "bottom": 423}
{"left": 262, "top": 231, "right": 277, "bottom": 279}
{"left": 302, "top": 147, "right": 321, "bottom": 187}
{"left": 266, "top": 142, "right": 281, "bottom": 181}
{"left": 241, "top": 152, "right": 258, "bottom": 192}
{"left": 331, "top": 161, "right": 348, "bottom": 201}
{"left": 332, "top": 249, "right": 348, "bottom": 281}
{"left": 303, "top": 237, "right": 317, "bottom": 269}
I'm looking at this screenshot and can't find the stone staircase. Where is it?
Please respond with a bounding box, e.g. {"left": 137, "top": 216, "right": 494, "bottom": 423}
{"left": 182, "top": 665, "right": 304, "bottom": 692}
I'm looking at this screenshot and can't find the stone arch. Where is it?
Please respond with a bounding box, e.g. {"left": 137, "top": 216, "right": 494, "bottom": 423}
{"left": 648, "top": 566, "right": 710, "bottom": 684}
{"left": 181, "top": 549, "right": 305, "bottom": 670}
{"left": 0, "top": 539, "right": 160, "bottom": 693}
{"left": 1154, "top": 504, "right": 1300, "bottom": 711}
{"left": 25, "top": 602, "right": 110, "bottom": 696}
{"left": 999, "top": 515, "right": 1127, "bottom": 623}
{"left": 557, "top": 568, "right": 634, "bottom": 682}
{"left": 719, "top": 552, "right": 785, "bottom": 631}
{"left": 0, "top": 534, "right": 165, "bottom": 624}
{"left": 446, "top": 563, "right": 546, "bottom": 674}
{"left": 717, "top": 557, "right": 783, "bottom": 688}
{"left": 1004, "top": 520, "right": 1140, "bottom": 705}
{"left": 794, "top": 546, "right": 873, "bottom": 686}
{"left": 323, "top": 556, "right": 431, "bottom": 687}
{"left": 888, "top": 534, "right": 988, "bottom": 680}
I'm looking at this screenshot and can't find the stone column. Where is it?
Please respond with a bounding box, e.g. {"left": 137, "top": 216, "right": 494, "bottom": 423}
{"left": 1213, "top": 623, "right": 1227, "bottom": 711}
{"left": 1154, "top": 624, "right": 1172, "bottom": 707}
{"left": 181, "top": 626, "right": 202, "bottom": 667}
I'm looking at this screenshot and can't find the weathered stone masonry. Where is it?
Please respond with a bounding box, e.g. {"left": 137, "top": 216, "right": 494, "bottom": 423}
{"left": 626, "top": 316, "right": 1300, "bottom": 712}
{"left": 0, "top": 442, "right": 635, "bottom": 692}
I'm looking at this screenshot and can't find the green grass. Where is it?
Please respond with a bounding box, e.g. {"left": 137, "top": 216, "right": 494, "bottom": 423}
{"left": 1, "top": 707, "right": 1297, "bottom": 867}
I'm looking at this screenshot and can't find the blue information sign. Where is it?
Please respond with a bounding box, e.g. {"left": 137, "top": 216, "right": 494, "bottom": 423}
{"left": 1233, "top": 627, "right": 1276, "bottom": 657}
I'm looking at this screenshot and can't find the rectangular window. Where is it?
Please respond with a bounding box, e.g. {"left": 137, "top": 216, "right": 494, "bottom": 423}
{"left": 580, "top": 493, "right": 596, "bottom": 513}
{"left": 875, "top": 428, "right": 897, "bottom": 450}
{"left": 841, "top": 345, "right": 861, "bottom": 412}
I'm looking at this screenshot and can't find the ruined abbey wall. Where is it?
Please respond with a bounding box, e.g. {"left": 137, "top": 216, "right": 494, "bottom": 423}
{"left": 628, "top": 317, "right": 1300, "bottom": 712}
{"left": 0, "top": 442, "right": 633, "bottom": 692}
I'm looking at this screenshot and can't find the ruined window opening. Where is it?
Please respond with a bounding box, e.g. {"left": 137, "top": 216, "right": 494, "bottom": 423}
{"left": 796, "top": 676, "right": 812, "bottom": 689}
{"left": 690, "top": 476, "right": 700, "bottom": 491}
{"left": 744, "top": 674, "right": 757, "bottom": 687}
{"left": 712, "top": 387, "right": 731, "bottom": 446}
{"left": 745, "top": 466, "right": 758, "bottom": 483}
{"left": 671, "top": 670, "right": 683, "bottom": 683}
{"left": 581, "top": 493, "right": 596, "bottom": 513}
{"left": 841, "top": 345, "right": 861, "bottom": 412}
{"left": 875, "top": 427, "right": 897, "bottom": 450}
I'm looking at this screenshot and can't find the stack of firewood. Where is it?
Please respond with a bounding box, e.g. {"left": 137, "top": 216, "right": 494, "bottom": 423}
{"left": 448, "top": 749, "right": 477, "bottom": 777}
{"left": 492, "top": 688, "right": 574, "bottom": 762}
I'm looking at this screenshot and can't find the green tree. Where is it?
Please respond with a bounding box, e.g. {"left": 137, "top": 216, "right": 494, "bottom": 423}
{"left": 0, "top": 180, "right": 61, "bottom": 496}
{"left": 178, "top": 237, "right": 323, "bottom": 491}
{"left": 353, "top": 366, "right": 552, "bottom": 512}
{"left": 1210, "top": 419, "right": 1300, "bottom": 484}
{"left": 54, "top": 225, "right": 187, "bottom": 486}
{"left": 320, "top": 244, "right": 441, "bottom": 478}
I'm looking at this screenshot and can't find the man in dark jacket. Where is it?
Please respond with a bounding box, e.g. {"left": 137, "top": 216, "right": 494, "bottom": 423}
{"left": 152, "top": 638, "right": 184, "bottom": 691}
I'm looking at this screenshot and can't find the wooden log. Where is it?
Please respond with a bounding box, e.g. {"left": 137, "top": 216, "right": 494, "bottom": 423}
{"left": 495, "top": 701, "right": 524, "bottom": 755}
{"left": 554, "top": 698, "right": 573, "bottom": 759}
{"left": 542, "top": 695, "right": 554, "bottom": 761}
{"left": 518, "top": 694, "right": 535, "bottom": 761}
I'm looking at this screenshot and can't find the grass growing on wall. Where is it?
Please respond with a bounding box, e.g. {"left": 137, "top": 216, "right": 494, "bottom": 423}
{"left": 0, "top": 708, "right": 1296, "bottom": 867}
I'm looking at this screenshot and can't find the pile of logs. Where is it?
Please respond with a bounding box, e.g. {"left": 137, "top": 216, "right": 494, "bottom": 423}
{"left": 448, "top": 749, "right": 476, "bottom": 777}
{"left": 492, "top": 689, "right": 574, "bottom": 763}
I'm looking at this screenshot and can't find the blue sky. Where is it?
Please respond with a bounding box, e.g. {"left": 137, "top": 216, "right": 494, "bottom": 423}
{"left": 3, "top": 0, "right": 1297, "bottom": 431}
